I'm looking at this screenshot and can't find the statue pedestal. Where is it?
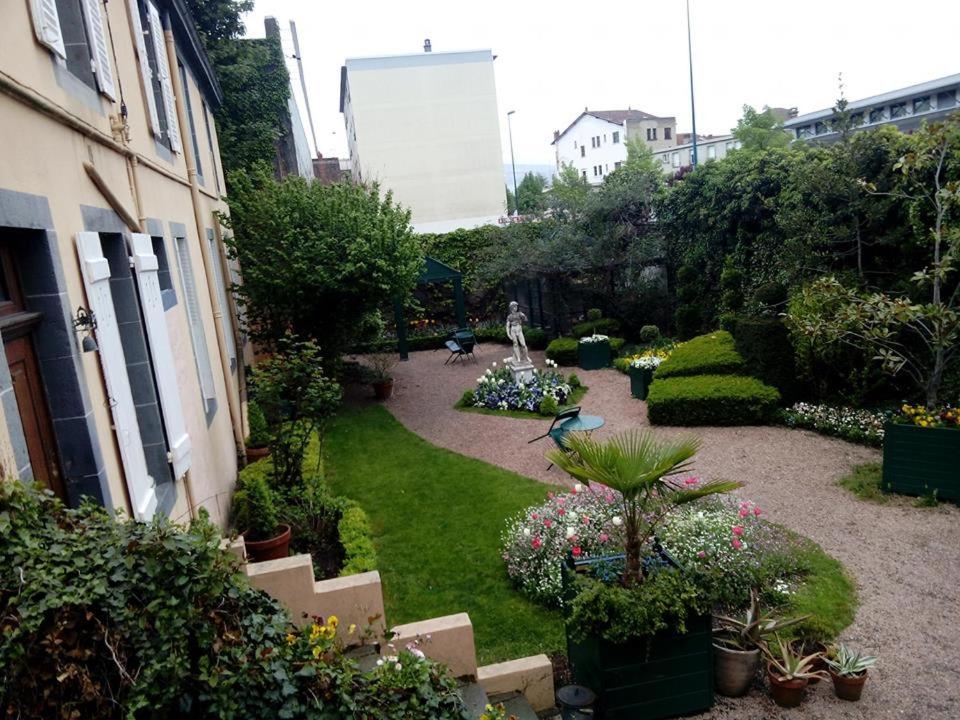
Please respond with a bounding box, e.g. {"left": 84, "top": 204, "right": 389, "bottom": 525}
{"left": 505, "top": 358, "right": 536, "bottom": 384}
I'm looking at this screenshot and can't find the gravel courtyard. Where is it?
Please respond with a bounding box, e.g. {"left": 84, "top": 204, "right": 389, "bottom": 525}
{"left": 361, "top": 347, "right": 960, "bottom": 719}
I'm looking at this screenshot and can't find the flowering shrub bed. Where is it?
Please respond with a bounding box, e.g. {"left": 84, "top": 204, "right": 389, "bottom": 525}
{"left": 469, "top": 361, "right": 574, "bottom": 413}
{"left": 778, "top": 402, "right": 890, "bottom": 446}
{"left": 579, "top": 333, "right": 610, "bottom": 344}
{"left": 501, "top": 484, "right": 804, "bottom": 609}
{"left": 895, "top": 403, "right": 960, "bottom": 429}
{"left": 614, "top": 347, "right": 672, "bottom": 373}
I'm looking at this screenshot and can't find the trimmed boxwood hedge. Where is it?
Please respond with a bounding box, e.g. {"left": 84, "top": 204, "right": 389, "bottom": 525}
{"left": 571, "top": 317, "right": 622, "bottom": 338}
{"left": 655, "top": 331, "right": 745, "bottom": 379}
{"left": 732, "top": 317, "right": 802, "bottom": 402}
{"left": 647, "top": 374, "right": 781, "bottom": 426}
{"left": 547, "top": 336, "right": 625, "bottom": 366}
{"left": 338, "top": 501, "right": 377, "bottom": 575}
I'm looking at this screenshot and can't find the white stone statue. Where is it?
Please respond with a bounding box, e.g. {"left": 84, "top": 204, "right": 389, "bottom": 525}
{"left": 505, "top": 301, "right": 530, "bottom": 364}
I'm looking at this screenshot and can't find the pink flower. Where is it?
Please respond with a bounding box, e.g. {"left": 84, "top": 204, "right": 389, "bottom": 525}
{"left": 544, "top": 519, "right": 553, "bottom": 528}
{"left": 531, "top": 538, "right": 542, "bottom": 550}
{"left": 753, "top": 506, "right": 762, "bottom": 517}
{"left": 739, "top": 508, "right": 750, "bottom": 519}
{"left": 582, "top": 516, "right": 590, "bottom": 524}
{"left": 531, "top": 513, "right": 539, "bottom": 520}
{"left": 599, "top": 533, "right": 609, "bottom": 543}
{"left": 684, "top": 476, "right": 700, "bottom": 486}
{"left": 557, "top": 497, "right": 565, "bottom": 506}
{"left": 572, "top": 546, "right": 582, "bottom": 557}
{"left": 697, "top": 550, "right": 707, "bottom": 559}
{"left": 732, "top": 526, "right": 744, "bottom": 536}
{"left": 568, "top": 534, "right": 578, "bottom": 544}
{"left": 558, "top": 509, "right": 566, "bottom": 516}
{"left": 731, "top": 538, "right": 743, "bottom": 550}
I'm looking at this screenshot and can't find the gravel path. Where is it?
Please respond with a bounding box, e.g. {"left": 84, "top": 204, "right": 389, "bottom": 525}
{"left": 368, "top": 347, "right": 960, "bottom": 719}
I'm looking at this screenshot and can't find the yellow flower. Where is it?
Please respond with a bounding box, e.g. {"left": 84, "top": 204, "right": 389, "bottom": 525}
{"left": 286, "top": 633, "right": 296, "bottom": 645}
{"left": 328, "top": 615, "right": 339, "bottom": 628}
{"left": 348, "top": 624, "right": 357, "bottom": 635}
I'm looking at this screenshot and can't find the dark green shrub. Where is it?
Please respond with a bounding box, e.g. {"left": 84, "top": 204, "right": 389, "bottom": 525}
{"left": 539, "top": 395, "right": 559, "bottom": 416}
{"left": 474, "top": 325, "right": 548, "bottom": 349}
{"left": 586, "top": 307, "right": 603, "bottom": 321}
{"left": 285, "top": 473, "right": 345, "bottom": 579}
{"left": 338, "top": 501, "right": 377, "bottom": 575}
{"left": 674, "top": 304, "right": 701, "bottom": 340}
{"left": 568, "top": 373, "right": 582, "bottom": 388}
{"left": 733, "top": 317, "right": 801, "bottom": 402}
{"left": 647, "top": 375, "right": 781, "bottom": 425}
{"left": 720, "top": 258, "right": 744, "bottom": 313}
{"left": 675, "top": 266, "right": 697, "bottom": 303}
{"left": 460, "top": 389, "right": 476, "bottom": 406}
{"left": 246, "top": 400, "right": 271, "bottom": 448}
{"left": 609, "top": 337, "right": 626, "bottom": 355}
{"left": 656, "top": 331, "right": 746, "bottom": 379}
{"left": 718, "top": 312, "right": 739, "bottom": 334}
{"left": 572, "top": 317, "right": 621, "bottom": 337}
{"left": 546, "top": 336, "right": 579, "bottom": 365}
{"left": 753, "top": 281, "right": 788, "bottom": 312}
{"left": 639, "top": 325, "right": 661, "bottom": 343}
{"left": 231, "top": 469, "right": 280, "bottom": 540}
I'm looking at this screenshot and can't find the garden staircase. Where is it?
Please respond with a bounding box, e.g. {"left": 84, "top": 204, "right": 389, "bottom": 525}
{"left": 226, "top": 539, "right": 557, "bottom": 716}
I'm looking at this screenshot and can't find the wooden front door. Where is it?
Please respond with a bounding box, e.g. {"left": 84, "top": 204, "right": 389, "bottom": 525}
{"left": 0, "top": 241, "right": 65, "bottom": 498}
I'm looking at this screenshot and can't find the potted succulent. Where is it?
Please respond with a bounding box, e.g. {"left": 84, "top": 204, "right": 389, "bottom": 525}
{"left": 244, "top": 400, "right": 272, "bottom": 463}
{"left": 762, "top": 635, "right": 827, "bottom": 708}
{"left": 368, "top": 351, "right": 397, "bottom": 400}
{"left": 577, "top": 334, "right": 611, "bottom": 371}
{"left": 825, "top": 643, "right": 877, "bottom": 701}
{"left": 713, "top": 590, "right": 808, "bottom": 697}
{"left": 232, "top": 472, "right": 291, "bottom": 563}
{"left": 550, "top": 431, "right": 741, "bottom": 719}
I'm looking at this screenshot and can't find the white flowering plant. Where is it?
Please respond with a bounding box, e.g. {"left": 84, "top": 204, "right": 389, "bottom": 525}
{"left": 629, "top": 355, "right": 664, "bottom": 370}
{"left": 778, "top": 402, "right": 890, "bottom": 447}
{"left": 579, "top": 334, "right": 610, "bottom": 344}
{"left": 471, "top": 363, "right": 573, "bottom": 413}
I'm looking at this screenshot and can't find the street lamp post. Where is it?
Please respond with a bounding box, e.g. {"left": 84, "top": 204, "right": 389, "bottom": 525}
{"left": 507, "top": 110, "right": 519, "bottom": 217}
{"left": 686, "top": 0, "right": 698, "bottom": 167}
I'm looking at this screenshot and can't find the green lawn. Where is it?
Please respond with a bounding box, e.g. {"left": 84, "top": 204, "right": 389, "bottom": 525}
{"left": 323, "top": 404, "right": 564, "bottom": 664}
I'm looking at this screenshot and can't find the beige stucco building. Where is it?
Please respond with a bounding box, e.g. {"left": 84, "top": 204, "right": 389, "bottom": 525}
{"left": 340, "top": 47, "right": 507, "bottom": 233}
{"left": 0, "top": 0, "right": 244, "bottom": 525}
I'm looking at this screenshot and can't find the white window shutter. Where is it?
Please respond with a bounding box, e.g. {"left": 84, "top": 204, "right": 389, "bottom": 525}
{"left": 126, "top": 0, "right": 160, "bottom": 135}
{"left": 29, "top": 0, "right": 66, "bottom": 58}
{"left": 130, "top": 233, "right": 192, "bottom": 480}
{"left": 75, "top": 232, "right": 158, "bottom": 521}
{"left": 207, "top": 232, "right": 236, "bottom": 369}
{"left": 148, "top": 2, "right": 182, "bottom": 152}
{"left": 82, "top": 0, "right": 116, "bottom": 100}
{"left": 174, "top": 238, "right": 216, "bottom": 410}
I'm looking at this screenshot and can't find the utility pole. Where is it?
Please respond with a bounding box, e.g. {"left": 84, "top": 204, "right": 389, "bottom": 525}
{"left": 290, "top": 20, "right": 320, "bottom": 158}
{"left": 686, "top": 0, "right": 698, "bottom": 167}
{"left": 507, "top": 110, "right": 519, "bottom": 217}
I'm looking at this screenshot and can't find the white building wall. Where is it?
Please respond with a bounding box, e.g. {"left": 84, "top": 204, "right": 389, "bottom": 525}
{"left": 554, "top": 115, "right": 629, "bottom": 185}
{"left": 342, "top": 50, "right": 506, "bottom": 231}
{"left": 652, "top": 136, "right": 740, "bottom": 174}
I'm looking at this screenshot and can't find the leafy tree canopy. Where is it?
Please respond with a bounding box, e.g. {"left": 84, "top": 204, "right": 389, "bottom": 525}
{"left": 184, "top": 0, "right": 252, "bottom": 47}
{"left": 732, "top": 105, "right": 791, "bottom": 151}
{"left": 507, "top": 172, "right": 548, "bottom": 215}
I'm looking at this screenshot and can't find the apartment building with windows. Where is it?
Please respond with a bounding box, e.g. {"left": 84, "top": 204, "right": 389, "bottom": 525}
{"left": 783, "top": 73, "right": 960, "bottom": 143}
{"left": 0, "top": 0, "right": 244, "bottom": 525}
{"left": 551, "top": 108, "right": 677, "bottom": 184}
{"left": 652, "top": 134, "right": 740, "bottom": 174}
{"left": 340, "top": 46, "right": 506, "bottom": 233}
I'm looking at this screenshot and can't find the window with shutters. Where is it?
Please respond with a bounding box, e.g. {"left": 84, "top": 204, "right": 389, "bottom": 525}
{"left": 30, "top": 0, "right": 116, "bottom": 98}
{"left": 202, "top": 101, "right": 221, "bottom": 194}
{"left": 179, "top": 62, "right": 203, "bottom": 181}
{"left": 130, "top": 0, "right": 181, "bottom": 153}
{"left": 174, "top": 237, "right": 217, "bottom": 419}
{"left": 206, "top": 230, "right": 236, "bottom": 372}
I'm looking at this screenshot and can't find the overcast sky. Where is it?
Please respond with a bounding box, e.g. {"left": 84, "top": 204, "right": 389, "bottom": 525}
{"left": 242, "top": 0, "right": 960, "bottom": 168}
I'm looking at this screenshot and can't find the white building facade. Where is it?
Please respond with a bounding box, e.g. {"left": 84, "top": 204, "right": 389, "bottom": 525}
{"left": 652, "top": 135, "right": 740, "bottom": 174}
{"left": 340, "top": 49, "right": 506, "bottom": 233}
{"left": 552, "top": 109, "right": 677, "bottom": 185}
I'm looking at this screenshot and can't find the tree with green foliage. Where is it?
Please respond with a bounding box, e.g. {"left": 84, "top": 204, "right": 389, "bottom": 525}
{"left": 732, "top": 105, "right": 791, "bottom": 151}
{"left": 224, "top": 164, "right": 423, "bottom": 357}
{"left": 184, "top": 0, "right": 252, "bottom": 46}
{"left": 549, "top": 163, "right": 592, "bottom": 221}
{"left": 507, "top": 172, "right": 548, "bottom": 215}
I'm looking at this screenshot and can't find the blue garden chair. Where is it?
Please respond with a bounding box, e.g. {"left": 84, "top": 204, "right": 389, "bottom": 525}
{"left": 528, "top": 406, "right": 582, "bottom": 470}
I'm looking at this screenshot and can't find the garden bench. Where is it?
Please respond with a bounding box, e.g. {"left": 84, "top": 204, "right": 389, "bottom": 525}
{"left": 443, "top": 329, "right": 477, "bottom": 364}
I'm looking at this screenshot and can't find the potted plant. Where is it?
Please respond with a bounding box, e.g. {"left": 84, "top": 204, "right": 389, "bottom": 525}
{"left": 368, "top": 351, "right": 397, "bottom": 400}
{"left": 627, "top": 354, "right": 662, "bottom": 400}
{"left": 825, "top": 643, "right": 877, "bottom": 701}
{"left": 578, "top": 334, "right": 611, "bottom": 370}
{"left": 762, "top": 635, "right": 826, "bottom": 708}
{"left": 244, "top": 400, "right": 272, "bottom": 463}
{"left": 231, "top": 472, "right": 291, "bottom": 562}
{"left": 712, "top": 589, "right": 808, "bottom": 697}
{"left": 883, "top": 405, "right": 960, "bottom": 501}
{"left": 549, "top": 431, "right": 741, "bottom": 719}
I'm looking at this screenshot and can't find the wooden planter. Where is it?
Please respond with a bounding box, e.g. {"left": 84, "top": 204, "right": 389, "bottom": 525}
{"left": 882, "top": 422, "right": 960, "bottom": 501}
{"left": 578, "top": 341, "right": 611, "bottom": 371}
{"left": 566, "top": 613, "right": 713, "bottom": 719}
{"left": 628, "top": 367, "right": 655, "bottom": 400}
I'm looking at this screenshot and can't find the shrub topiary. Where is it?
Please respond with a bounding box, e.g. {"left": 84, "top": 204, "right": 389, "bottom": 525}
{"left": 733, "top": 317, "right": 801, "bottom": 402}
{"left": 639, "top": 325, "right": 661, "bottom": 343}
{"left": 586, "top": 307, "right": 603, "bottom": 321}
{"left": 231, "top": 469, "right": 281, "bottom": 541}
{"left": 546, "top": 336, "right": 579, "bottom": 365}
{"left": 246, "top": 400, "right": 271, "bottom": 448}
{"left": 338, "top": 501, "right": 377, "bottom": 575}
{"left": 655, "top": 331, "right": 745, "bottom": 379}
{"left": 460, "top": 389, "right": 476, "bottom": 407}
{"left": 753, "top": 281, "right": 788, "bottom": 311}
{"left": 674, "top": 304, "right": 701, "bottom": 340}
{"left": 609, "top": 337, "right": 625, "bottom": 355}
{"left": 539, "top": 395, "right": 559, "bottom": 416}
{"left": 647, "top": 375, "right": 781, "bottom": 426}
{"left": 572, "top": 317, "right": 622, "bottom": 338}
{"left": 568, "top": 373, "right": 582, "bottom": 388}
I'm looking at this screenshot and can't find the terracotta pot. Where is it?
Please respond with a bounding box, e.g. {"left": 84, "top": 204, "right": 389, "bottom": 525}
{"left": 372, "top": 379, "right": 394, "bottom": 400}
{"left": 245, "top": 445, "right": 270, "bottom": 463}
{"left": 243, "top": 524, "right": 291, "bottom": 563}
{"left": 792, "top": 640, "right": 828, "bottom": 684}
{"left": 831, "top": 670, "right": 868, "bottom": 701}
{"left": 767, "top": 663, "right": 808, "bottom": 708}
{"left": 713, "top": 644, "right": 760, "bottom": 697}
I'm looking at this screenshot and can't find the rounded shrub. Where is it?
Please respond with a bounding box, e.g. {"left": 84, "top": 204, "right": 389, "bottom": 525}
{"left": 674, "top": 304, "right": 701, "bottom": 340}
{"left": 539, "top": 395, "right": 559, "bottom": 416}
{"left": 586, "top": 307, "right": 603, "bottom": 321}
{"left": 460, "top": 389, "right": 476, "bottom": 407}
{"left": 639, "top": 324, "right": 661, "bottom": 343}
{"left": 647, "top": 375, "right": 781, "bottom": 426}
{"left": 754, "top": 281, "right": 788, "bottom": 310}
{"left": 655, "top": 331, "right": 745, "bottom": 379}
{"left": 246, "top": 400, "right": 271, "bottom": 448}
{"left": 572, "top": 317, "right": 622, "bottom": 338}
{"left": 568, "top": 373, "right": 582, "bottom": 389}
{"left": 545, "top": 336, "right": 579, "bottom": 366}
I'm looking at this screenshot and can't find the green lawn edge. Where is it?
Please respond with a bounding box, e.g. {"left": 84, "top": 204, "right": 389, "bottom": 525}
{"left": 453, "top": 385, "right": 589, "bottom": 420}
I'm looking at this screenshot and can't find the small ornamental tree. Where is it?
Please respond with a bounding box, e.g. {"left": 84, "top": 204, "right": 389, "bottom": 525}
{"left": 787, "top": 115, "right": 960, "bottom": 408}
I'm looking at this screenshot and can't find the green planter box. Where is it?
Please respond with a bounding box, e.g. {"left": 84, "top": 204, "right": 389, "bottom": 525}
{"left": 566, "top": 613, "right": 714, "bottom": 719}
{"left": 579, "top": 341, "right": 611, "bottom": 370}
{"left": 883, "top": 422, "right": 960, "bottom": 502}
{"left": 628, "top": 367, "right": 655, "bottom": 400}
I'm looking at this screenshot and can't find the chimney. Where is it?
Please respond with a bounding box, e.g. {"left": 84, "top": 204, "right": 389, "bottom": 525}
{"left": 553, "top": 130, "right": 560, "bottom": 141}
{"left": 424, "top": 38, "right": 432, "bottom": 53}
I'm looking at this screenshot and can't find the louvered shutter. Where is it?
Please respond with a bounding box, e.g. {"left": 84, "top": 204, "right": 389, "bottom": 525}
{"left": 126, "top": 0, "right": 159, "bottom": 133}
{"left": 82, "top": 0, "right": 116, "bottom": 100}
{"left": 174, "top": 238, "right": 216, "bottom": 410}
{"left": 207, "top": 232, "right": 236, "bottom": 370}
{"left": 147, "top": 2, "right": 181, "bottom": 152}
{"left": 75, "top": 232, "right": 158, "bottom": 521}
{"left": 29, "top": 0, "right": 66, "bottom": 58}
{"left": 130, "top": 234, "right": 192, "bottom": 480}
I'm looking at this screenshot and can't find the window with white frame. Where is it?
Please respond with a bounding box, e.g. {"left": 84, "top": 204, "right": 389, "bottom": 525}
{"left": 580, "top": 145, "right": 586, "bottom": 157}
{"left": 707, "top": 145, "right": 716, "bottom": 160}
{"left": 612, "top": 131, "right": 620, "bottom": 144}
{"left": 128, "top": 0, "right": 182, "bottom": 153}
{"left": 671, "top": 152, "right": 679, "bottom": 168}
{"left": 664, "top": 127, "right": 672, "bottom": 140}
{"left": 29, "top": 0, "right": 117, "bottom": 98}
{"left": 913, "top": 96, "right": 931, "bottom": 113}
{"left": 207, "top": 230, "right": 236, "bottom": 372}
{"left": 174, "top": 237, "right": 217, "bottom": 416}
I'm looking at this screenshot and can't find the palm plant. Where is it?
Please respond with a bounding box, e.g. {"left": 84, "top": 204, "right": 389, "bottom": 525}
{"left": 714, "top": 589, "right": 809, "bottom": 651}
{"left": 547, "top": 430, "right": 742, "bottom": 585}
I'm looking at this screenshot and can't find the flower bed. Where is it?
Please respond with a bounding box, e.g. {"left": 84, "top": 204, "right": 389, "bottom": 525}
{"left": 465, "top": 361, "right": 576, "bottom": 414}
{"left": 778, "top": 402, "right": 890, "bottom": 447}
{"left": 614, "top": 347, "right": 672, "bottom": 374}
{"left": 502, "top": 484, "right": 805, "bottom": 610}
{"left": 895, "top": 403, "right": 960, "bottom": 429}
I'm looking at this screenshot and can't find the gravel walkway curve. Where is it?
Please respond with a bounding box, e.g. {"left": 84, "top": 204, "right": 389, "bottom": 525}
{"left": 369, "top": 347, "right": 960, "bottom": 719}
